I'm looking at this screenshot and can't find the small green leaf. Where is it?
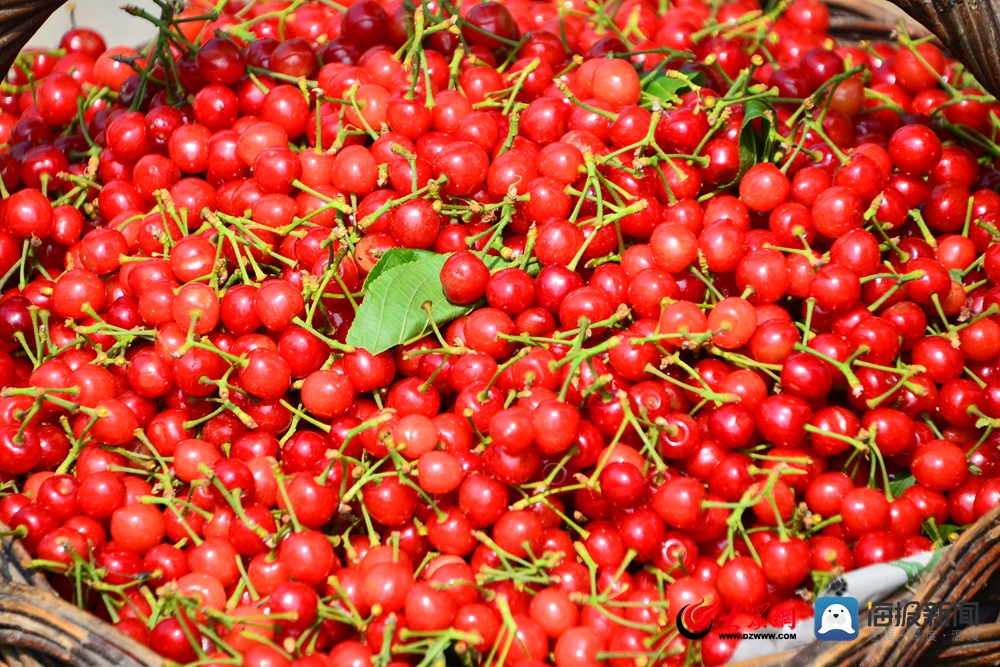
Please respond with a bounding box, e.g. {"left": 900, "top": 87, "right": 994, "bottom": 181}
{"left": 922, "top": 517, "right": 966, "bottom": 545}
{"left": 726, "top": 98, "right": 774, "bottom": 188}
{"left": 347, "top": 252, "right": 467, "bottom": 355}
{"left": 362, "top": 247, "right": 438, "bottom": 289}
{"left": 743, "top": 98, "right": 772, "bottom": 126}
{"left": 349, "top": 248, "right": 533, "bottom": 355}
{"left": 936, "top": 524, "right": 965, "bottom": 539}
{"left": 643, "top": 70, "right": 705, "bottom": 101}
{"left": 888, "top": 471, "right": 916, "bottom": 497}
{"left": 443, "top": 643, "right": 467, "bottom": 667}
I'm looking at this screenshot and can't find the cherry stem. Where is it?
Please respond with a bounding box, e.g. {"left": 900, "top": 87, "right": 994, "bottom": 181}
{"left": 0, "top": 526, "right": 27, "bottom": 541}
{"left": 271, "top": 465, "right": 305, "bottom": 533}
{"left": 792, "top": 343, "right": 863, "bottom": 395}
{"left": 804, "top": 513, "right": 843, "bottom": 536}
{"left": 645, "top": 362, "right": 736, "bottom": 405}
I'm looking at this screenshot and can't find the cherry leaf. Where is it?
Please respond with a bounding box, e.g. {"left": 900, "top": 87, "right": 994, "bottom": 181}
{"left": 726, "top": 98, "right": 774, "bottom": 188}
{"left": 346, "top": 251, "right": 467, "bottom": 355}
{"left": 888, "top": 471, "right": 916, "bottom": 498}
{"left": 362, "top": 247, "right": 438, "bottom": 289}
{"left": 643, "top": 70, "right": 705, "bottom": 102}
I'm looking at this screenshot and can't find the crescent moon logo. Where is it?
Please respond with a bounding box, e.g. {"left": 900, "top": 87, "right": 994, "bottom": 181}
{"left": 676, "top": 600, "right": 714, "bottom": 640}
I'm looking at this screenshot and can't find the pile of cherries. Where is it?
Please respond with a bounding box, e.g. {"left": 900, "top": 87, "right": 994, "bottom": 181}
{"left": 1, "top": 0, "right": 1000, "bottom": 665}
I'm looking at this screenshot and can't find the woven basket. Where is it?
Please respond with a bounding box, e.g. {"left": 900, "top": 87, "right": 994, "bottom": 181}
{"left": 827, "top": 0, "right": 930, "bottom": 39}
{"left": 2, "top": 507, "right": 998, "bottom": 667}
{"left": 727, "top": 505, "right": 1000, "bottom": 667}
{"left": 0, "top": 526, "right": 161, "bottom": 667}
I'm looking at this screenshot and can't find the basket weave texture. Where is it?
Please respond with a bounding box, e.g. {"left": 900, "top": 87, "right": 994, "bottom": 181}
{"left": 0, "top": 526, "right": 161, "bottom": 667}
{"left": 729, "top": 504, "right": 1000, "bottom": 667}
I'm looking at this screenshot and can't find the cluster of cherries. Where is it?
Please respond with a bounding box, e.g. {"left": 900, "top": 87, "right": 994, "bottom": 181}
{"left": 0, "top": 0, "right": 999, "bottom": 666}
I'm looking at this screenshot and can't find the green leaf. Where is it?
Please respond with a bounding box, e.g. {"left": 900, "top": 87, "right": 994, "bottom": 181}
{"left": 888, "top": 471, "right": 916, "bottom": 498}
{"left": 922, "top": 517, "right": 966, "bottom": 545}
{"left": 443, "top": 643, "right": 468, "bottom": 667}
{"left": 743, "top": 98, "right": 772, "bottom": 131}
{"left": 362, "top": 247, "right": 438, "bottom": 289}
{"left": 937, "top": 524, "right": 965, "bottom": 538}
{"left": 643, "top": 70, "right": 706, "bottom": 102}
{"left": 726, "top": 98, "right": 774, "bottom": 188}
{"left": 349, "top": 245, "right": 534, "bottom": 355}
{"left": 347, "top": 252, "right": 468, "bottom": 355}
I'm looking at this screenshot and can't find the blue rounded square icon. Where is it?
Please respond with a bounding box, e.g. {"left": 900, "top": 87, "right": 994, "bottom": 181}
{"left": 814, "top": 597, "right": 859, "bottom": 641}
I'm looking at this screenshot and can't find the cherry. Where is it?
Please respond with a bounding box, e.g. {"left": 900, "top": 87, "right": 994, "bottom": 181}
{"left": 912, "top": 440, "right": 968, "bottom": 491}
{"left": 441, "top": 252, "right": 489, "bottom": 304}
{"left": 653, "top": 476, "right": 705, "bottom": 529}
{"left": 434, "top": 141, "right": 490, "bottom": 196}
{"left": 196, "top": 37, "right": 246, "bottom": 85}
{"left": 360, "top": 476, "right": 416, "bottom": 527}
{"left": 840, "top": 487, "right": 890, "bottom": 538}
{"left": 760, "top": 537, "right": 811, "bottom": 589}
{"left": 893, "top": 42, "right": 945, "bottom": 93}
{"left": 271, "top": 38, "right": 319, "bottom": 79}
{"left": 591, "top": 60, "right": 641, "bottom": 109}
{"left": 740, "top": 163, "right": 790, "bottom": 212}
{"left": 390, "top": 198, "right": 441, "bottom": 249}
{"left": 6, "top": 188, "right": 53, "bottom": 239}
{"left": 110, "top": 504, "right": 166, "bottom": 554}
{"left": 35, "top": 474, "right": 79, "bottom": 522}
{"left": 277, "top": 530, "right": 336, "bottom": 586}
{"left": 464, "top": 2, "right": 519, "bottom": 48}
{"left": 0, "top": 425, "right": 40, "bottom": 475}
{"left": 854, "top": 531, "right": 904, "bottom": 567}
{"left": 36, "top": 70, "right": 83, "bottom": 124}
{"left": 716, "top": 556, "right": 767, "bottom": 610}
{"left": 150, "top": 617, "right": 200, "bottom": 663}
{"left": 888, "top": 123, "right": 942, "bottom": 175}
